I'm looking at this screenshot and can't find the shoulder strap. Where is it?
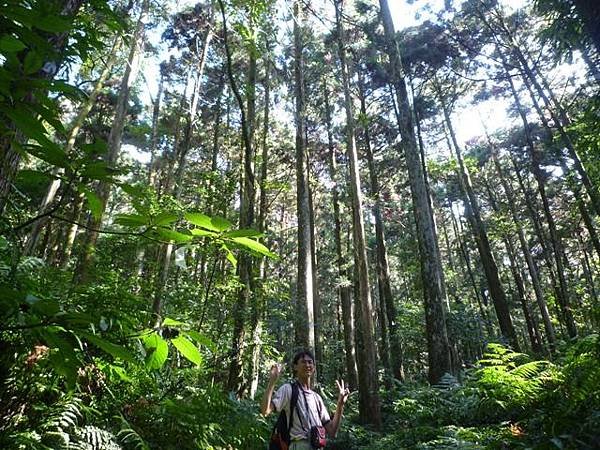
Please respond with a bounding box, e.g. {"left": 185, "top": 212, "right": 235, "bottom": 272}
{"left": 287, "top": 382, "right": 300, "bottom": 435}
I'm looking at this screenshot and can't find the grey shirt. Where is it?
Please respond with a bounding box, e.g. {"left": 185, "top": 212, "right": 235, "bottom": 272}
{"left": 271, "top": 382, "right": 331, "bottom": 440}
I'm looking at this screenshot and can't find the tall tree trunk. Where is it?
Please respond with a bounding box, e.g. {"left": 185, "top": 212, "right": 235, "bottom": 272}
{"left": 378, "top": 0, "right": 451, "bottom": 384}
{"left": 357, "top": 70, "right": 404, "bottom": 383}
{"left": 218, "top": 0, "right": 257, "bottom": 396}
{"left": 151, "top": 24, "right": 212, "bottom": 326}
{"left": 491, "top": 153, "right": 557, "bottom": 352}
{"left": 497, "top": 50, "right": 578, "bottom": 339}
{"left": 440, "top": 95, "right": 519, "bottom": 350}
{"left": 249, "top": 43, "right": 272, "bottom": 400}
{"left": 451, "top": 207, "right": 493, "bottom": 337}
{"left": 483, "top": 176, "right": 544, "bottom": 353}
{"left": 293, "top": 0, "right": 314, "bottom": 352}
{"left": 335, "top": 0, "right": 380, "bottom": 426}
{"left": 324, "top": 78, "right": 358, "bottom": 390}
{"left": 74, "top": 0, "right": 149, "bottom": 283}
{"left": 25, "top": 38, "right": 121, "bottom": 257}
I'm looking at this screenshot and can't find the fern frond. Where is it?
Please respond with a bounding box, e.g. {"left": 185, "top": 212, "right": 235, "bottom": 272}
{"left": 116, "top": 414, "right": 149, "bottom": 450}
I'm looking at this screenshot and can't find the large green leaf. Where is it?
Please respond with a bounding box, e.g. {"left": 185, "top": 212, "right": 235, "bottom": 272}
{"left": 153, "top": 212, "right": 178, "bottom": 226}
{"left": 23, "top": 50, "right": 43, "bottom": 75}
{"left": 184, "top": 212, "right": 220, "bottom": 231}
{"left": 115, "top": 213, "right": 148, "bottom": 227}
{"left": 0, "top": 35, "right": 26, "bottom": 52}
{"left": 231, "top": 237, "right": 277, "bottom": 258}
{"left": 155, "top": 228, "right": 193, "bottom": 243}
{"left": 190, "top": 228, "right": 217, "bottom": 237}
{"left": 171, "top": 336, "right": 202, "bottom": 366}
{"left": 80, "top": 332, "right": 135, "bottom": 363}
{"left": 224, "top": 229, "right": 263, "bottom": 238}
{"left": 79, "top": 186, "right": 103, "bottom": 220}
{"left": 185, "top": 330, "right": 216, "bottom": 352}
{"left": 162, "top": 317, "right": 186, "bottom": 327}
{"left": 210, "top": 216, "right": 232, "bottom": 231}
{"left": 34, "top": 15, "right": 72, "bottom": 33}
{"left": 143, "top": 332, "right": 168, "bottom": 370}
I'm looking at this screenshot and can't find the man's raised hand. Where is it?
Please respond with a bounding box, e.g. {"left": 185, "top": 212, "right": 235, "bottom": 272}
{"left": 269, "top": 363, "right": 283, "bottom": 381}
{"left": 336, "top": 379, "right": 350, "bottom": 405}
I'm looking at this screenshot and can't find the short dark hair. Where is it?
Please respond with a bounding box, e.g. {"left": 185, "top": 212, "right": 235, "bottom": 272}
{"left": 292, "top": 349, "right": 315, "bottom": 366}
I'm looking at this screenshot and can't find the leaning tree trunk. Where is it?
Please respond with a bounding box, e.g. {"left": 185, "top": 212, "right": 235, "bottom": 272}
{"left": 498, "top": 49, "right": 578, "bottom": 339}
{"left": 483, "top": 175, "right": 544, "bottom": 354}
{"left": 335, "top": 0, "right": 380, "bottom": 427}
{"left": 74, "top": 0, "right": 149, "bottom": 283}
{"left": 378, "top": 0, "right": 451, "bottom": 385}
{"left": 440, "top": 94, "right": 519, "bottom": 350}
{"left": 492, "top": 153, "right": 557, "bottom": 352}
{"left": 24, "top": 37, "right": 122, "bottom": 258}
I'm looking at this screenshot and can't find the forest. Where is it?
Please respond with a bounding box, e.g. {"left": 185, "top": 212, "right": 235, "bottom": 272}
{"left": 0, "top": 0, "right": 599, "bottom": 448}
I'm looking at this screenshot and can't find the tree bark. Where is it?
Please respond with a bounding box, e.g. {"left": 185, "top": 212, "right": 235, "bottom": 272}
{"left": 440, "top": 94, "right": 519, "bottom": 350}
{"left": 378, "top": 0, "right": 451, "bottom": 384}
{"left": 335, "top": 0, "right": 380, "bottom": 426}
{"left": 293, "top": 0, "right": 315, "bottom": 352}
{"left": 324, "top": 78, "right": 358, "bottom": 390}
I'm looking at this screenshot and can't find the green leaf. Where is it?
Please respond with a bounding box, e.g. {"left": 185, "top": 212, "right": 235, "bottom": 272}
{"left": 119, "top": 183, "right": 145, "bottom": 198}
{"left": 189, "top": 228, "right": 217, "bottom": 237}
{"left": 162, "top": 317, "right": 186, "bottom": 327}
{"left": 80, "top": 332, "right": 135, "bottom": 363}
{"left": 231, "top": 237, "right": 277, "bottom": 258}
{"left": 211, "top": 216, "right": 232, "bottom": 231}
{"left": 184, "top": 212, "right": 220, "bottom": 231}
{"left": 185, "top": 331, "right": 216, "bottom": 352}
{"left": 153, "top": 212, "right": 178, "bottom": 226}
{"left": 115, "top": 213, "right": 148, "bottom": 227}
{"left": 34, "top": 15, "right": 72, "bottom": 33}
{"left": 110, "top": 365, "right": 132, "bottom": 382}
{"left": 23, "top": 50, "right": 43, "bottom": 74}
{"left": 23, "top": 143, "right": 69, "bottom": 168}
{"left": 224, "top": 228, "right": 263, "bottom": 238}
{"left": 171, "top": 336, "right": 202, "bottom": 366}
{"left": 225, "top": 249, "right": 237, "bottom": 268}
{"left": 81, "top": 161, "right": 114, "bottom": 180}
{"left": 0, "top": 35, "right": 26, "bottom": 52}
{"left": 143, "top": 332, "right": 168, "bottom": 370}
{"left": 79, "top": 186, "right": 103, "bottom": 220}
{"left": 155, "top": 228, "right": 192, "bottom": 243}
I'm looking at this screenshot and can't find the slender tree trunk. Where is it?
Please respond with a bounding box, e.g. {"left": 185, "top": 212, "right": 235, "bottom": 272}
{"left": 25, "top": 38, "right": 121, "bottom": 257}
{"left": 451, "top": 207, "right": 493, "bottom": 336}
{"left": 249, "top": 42, "right": 272, "bottom": 400}
{"left": 358, "top": 70, "right": 404, "bottom": 382}
{"left": 483, "top": 176, "right": 544, "bottom": 353}
{"left": 379, "top": 0, "right": 451, "bottom": 384}
{"left": 324, "top": 78, "right": 358, "bottom": 390}
{"left": 218, "top": 0, "right": 257, "bottom": 396}
{"left": 335, "top": 0, "right": 380, "bottom": 426}
{"left": 440, "top": 96, "right": 519, "bottom": 350}
{"left": 293, "top": 0, "right": 314, "bottom": 352}
{"left": 74, "top": 0, "right": 149, "bottom": 283}
{"left": 492, "top": 153, "right": 557, "bottom": 352}
{"left": 496, "top": 46, "right": 578, "bottom": 339}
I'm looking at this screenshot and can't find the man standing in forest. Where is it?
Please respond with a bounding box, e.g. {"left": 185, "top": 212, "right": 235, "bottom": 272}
{"left": 260, "top": 350, "right": 350, "bottom": 449}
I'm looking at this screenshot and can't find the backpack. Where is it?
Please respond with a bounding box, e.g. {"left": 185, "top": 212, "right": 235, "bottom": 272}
{"left": 268, "top": 382, "right": 300, "bottom": 450}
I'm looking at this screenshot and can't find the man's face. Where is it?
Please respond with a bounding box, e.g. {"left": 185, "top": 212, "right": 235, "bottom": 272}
{"left": 294, "top": 355, "right": 315, "bottom": 377}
